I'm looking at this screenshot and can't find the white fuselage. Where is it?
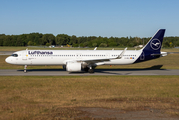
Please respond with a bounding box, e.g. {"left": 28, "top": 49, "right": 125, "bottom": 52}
{"left": 5, "top": 50, "right": 142, "bottom": 66}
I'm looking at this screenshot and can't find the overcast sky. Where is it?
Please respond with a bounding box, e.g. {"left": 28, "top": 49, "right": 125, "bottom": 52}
{"left": 0, "top": 0, "right": 179, "bottom": 37}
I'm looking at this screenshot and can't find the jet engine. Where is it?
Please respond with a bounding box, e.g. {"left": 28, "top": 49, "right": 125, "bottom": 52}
{"left": 66, "top": 61, "right": 81, "bottom": 72}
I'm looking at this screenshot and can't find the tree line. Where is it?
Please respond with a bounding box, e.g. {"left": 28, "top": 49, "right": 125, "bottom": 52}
{"left": 0, "top": 33, "right": 179, "bottom": 48}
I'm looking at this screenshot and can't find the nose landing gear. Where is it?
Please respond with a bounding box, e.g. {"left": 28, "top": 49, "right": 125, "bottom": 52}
{"left": 24, "top": 65, "right": 27, "bottom": 73}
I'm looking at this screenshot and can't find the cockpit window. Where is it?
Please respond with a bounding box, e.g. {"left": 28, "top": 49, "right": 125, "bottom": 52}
{"left": 11, "top": 54, "right": 18, "bottom": 57}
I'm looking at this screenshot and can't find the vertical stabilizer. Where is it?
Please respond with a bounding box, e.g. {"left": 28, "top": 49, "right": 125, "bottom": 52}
{"left": 142, "top": 29, "right": 165, "bottom": 53}
{"left": 135, "top": 29, "right": 166, "bottom": 63}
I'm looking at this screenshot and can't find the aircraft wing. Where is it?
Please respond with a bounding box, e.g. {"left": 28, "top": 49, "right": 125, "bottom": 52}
{"left": 77, "top": 58, "right": 110, "bottom": 63}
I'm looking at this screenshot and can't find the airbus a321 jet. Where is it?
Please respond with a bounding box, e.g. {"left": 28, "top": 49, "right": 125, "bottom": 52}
{"left": 5, "top": 29, "right": 167, "bottom": 73}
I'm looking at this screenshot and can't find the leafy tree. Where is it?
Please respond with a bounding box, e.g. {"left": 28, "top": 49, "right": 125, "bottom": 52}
{"left": 20, "top": 34, "right": 28, "bottom": 46}
{"left": 163, "top": 40, "right": 170, "bottom": 48}
{"left": 0, "top": 34, "right": 5, "bottom": 46}
{"left": 87, "top": 41, "right": 93, "bottom": 47}
{"left": 79, "top": 43, "right": 84, "bottom": 47}
{"left": 70, "top": 35, "right": 77, "bottom": 45}
{"left": 3, "top": 35, "right": 12, "bottom": 46}
{"left": 108, "top": 42, "right": 117, "bottom": 47}
{"left": 72, "top": 43, "right": 78, "bottom": 47}
{"left": 42, "top": 34, "right": 55, "bottom": 45}
{"left": 16, "top": 36, "right": 23, "bottom": 46}
{"left": 83, "top": 42, "right": 88, "bottom": 47}
{"left": 56, "top": 34, "right": 70, "bottom": 45}
{"left": 92, "top": 43, "right": 97, "bottom": 47}
{"left": 87, "top": 36, "right": 97, "bottom": 42}
{"left": 78, "top": 36, "right": 87, "bottom": 45}
{"left": 0, "top": 32, "right": 179, "bottom": 48}
{"left": 46, "top": 43, "right": 50, "bottom": 46}
{"left": 28, "top": 41, "right": 34, "bottom": 46}
{"left": 99, "top": 43, "right": 107, "bottom": 47}
{"left": 174, "top": 39, "right": 179, "bottom": 47}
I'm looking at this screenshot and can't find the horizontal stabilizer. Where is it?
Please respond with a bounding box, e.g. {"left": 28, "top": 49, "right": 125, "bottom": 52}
{"left": 151, "top": 52, "right": 167, "bottom": 57}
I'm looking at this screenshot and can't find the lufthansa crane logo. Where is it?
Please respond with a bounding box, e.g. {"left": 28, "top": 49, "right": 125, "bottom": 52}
{"left": 150, "top": 39, "right": 161, "bottom": 50}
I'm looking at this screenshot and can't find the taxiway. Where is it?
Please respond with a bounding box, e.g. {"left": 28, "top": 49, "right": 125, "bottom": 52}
{"left": 0, "top": 69, "right": 179, "bottom": 76}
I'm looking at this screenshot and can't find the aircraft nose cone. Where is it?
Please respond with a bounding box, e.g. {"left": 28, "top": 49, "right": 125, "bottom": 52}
{"left": 5, "top": 57, "right": 11, "bottom": 64}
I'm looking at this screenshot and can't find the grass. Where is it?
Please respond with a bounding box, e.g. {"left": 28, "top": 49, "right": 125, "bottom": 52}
{"left": 0, "top": 76, "right": 179, "bottom": 119}
{"left": 0, "top": 47, "right": 179, "bottom": 119}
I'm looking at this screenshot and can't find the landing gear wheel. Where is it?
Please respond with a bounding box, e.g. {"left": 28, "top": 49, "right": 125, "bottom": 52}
{"left": 24, "top": 65, "right": 27, "bottom": 73}
{"left": 63, "top": 65, "right": 66, "bottom": 70}
{"left": 88, "top": 69, "right": 94, "bottom": 73}
{"left": 84, "top": 67, "right": 89, "bottom": 72}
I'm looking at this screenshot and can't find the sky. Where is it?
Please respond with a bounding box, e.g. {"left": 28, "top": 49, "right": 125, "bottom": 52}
{"left": 0, "top": 0, "right": 179, "bottom": 38}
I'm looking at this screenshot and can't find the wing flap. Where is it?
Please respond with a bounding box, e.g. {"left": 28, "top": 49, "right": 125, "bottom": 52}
{"left": 77, "top": 58, "right": 110, "bottom": 63}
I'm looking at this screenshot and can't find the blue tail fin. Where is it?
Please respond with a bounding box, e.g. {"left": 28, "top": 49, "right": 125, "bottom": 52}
{"left": 134, "top": 29, "right": 165, "bottom": 63}
{"left": 142, "top": 29, "right": 165, "bottom": 53}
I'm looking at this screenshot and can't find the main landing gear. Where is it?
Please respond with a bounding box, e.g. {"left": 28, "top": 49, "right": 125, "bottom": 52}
{"left": 88, "top": 68, "right": 94, "bottom": 73}
{"left": 88, "top": 66, "right": 94, "bottom": 73}
{"left": 24, "top": 65, "right": 27, "bottom": 73}
{"left": 84, "top": 67, "right": 94, "bottom": 73}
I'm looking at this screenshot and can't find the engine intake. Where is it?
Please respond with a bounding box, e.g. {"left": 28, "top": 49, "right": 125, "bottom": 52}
{"left": 66, "top": 61, "right": 81, "bottom": 72}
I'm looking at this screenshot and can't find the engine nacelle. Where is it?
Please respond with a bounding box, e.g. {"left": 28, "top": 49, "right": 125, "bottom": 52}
{"left": 66, "top": 61, "right": 81, "bottom": 72}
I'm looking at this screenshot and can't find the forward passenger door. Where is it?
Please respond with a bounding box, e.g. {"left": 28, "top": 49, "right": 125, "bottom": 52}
{"left": 22, "top": 50, "right": 27, "bottom": 60}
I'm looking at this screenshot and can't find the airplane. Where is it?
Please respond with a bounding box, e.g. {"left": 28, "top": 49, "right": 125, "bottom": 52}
{"left": 5, "top": 29, "right": 167, "bottom": 73}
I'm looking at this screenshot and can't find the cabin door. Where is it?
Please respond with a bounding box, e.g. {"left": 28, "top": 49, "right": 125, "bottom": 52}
{"left": 22, "top": 50, "right": 27, "bottom": 60}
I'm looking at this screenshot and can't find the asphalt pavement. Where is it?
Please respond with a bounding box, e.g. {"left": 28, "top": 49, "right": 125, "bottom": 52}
{"left": 0, "top": 69, "right": 179, "bottom": 76}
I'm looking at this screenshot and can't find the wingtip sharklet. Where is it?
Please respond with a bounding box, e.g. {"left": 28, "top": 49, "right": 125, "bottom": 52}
{"left": 116, "top": 47, "right": 127, "bottom": 59}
